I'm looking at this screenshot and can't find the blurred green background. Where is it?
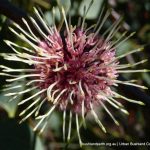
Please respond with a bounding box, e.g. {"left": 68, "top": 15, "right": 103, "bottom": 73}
{"left": 0, "top": 0, "right": 150, "bottom": 150}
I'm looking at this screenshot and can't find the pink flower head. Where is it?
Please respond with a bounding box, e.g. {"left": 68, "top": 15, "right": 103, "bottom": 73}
{"left": 0, "top": 3, "right": 147, "bottom": 146}
{"left": 35, "top": 26, "right": 118, "bottom": 114}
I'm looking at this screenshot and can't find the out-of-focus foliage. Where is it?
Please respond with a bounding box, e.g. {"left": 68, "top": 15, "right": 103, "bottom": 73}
{"left": 0, "top": 118, "right": 31, "bottom": 150}
{"left": 0, "top": 0, "right": 150, "bottom": 150}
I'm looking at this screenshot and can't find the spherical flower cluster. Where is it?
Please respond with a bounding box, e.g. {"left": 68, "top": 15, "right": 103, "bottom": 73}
{"left": 0, "top": 3, "right": 148, "bottom": 146}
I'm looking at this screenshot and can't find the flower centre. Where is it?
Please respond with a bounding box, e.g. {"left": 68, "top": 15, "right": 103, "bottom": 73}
{"left": 34, "top": 27, "right": 118, "bottom": 113}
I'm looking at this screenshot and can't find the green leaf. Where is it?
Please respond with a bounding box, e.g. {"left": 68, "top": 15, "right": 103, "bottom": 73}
{"left": 42, "top": 111, "right": 61, "bottom": 136}
{"left": 0, "top": 81, "right": 24, "bottom": 118}
{"left": 142, "top": 72, "right": 150, "bottom": 86}
{"left": 44, "top": 11, "right": 53, "bottom": 25}
{"left": 56, "top": 0, "right": 71, "bottom": 11}
{"left": 35, "top": 136, "right": 45, "bottom": 150}
{"left": 116, "top": 40, "right": 135, "bottom": 56}
{"left": 79, "top": 0, "right": 103, "bottom": 19}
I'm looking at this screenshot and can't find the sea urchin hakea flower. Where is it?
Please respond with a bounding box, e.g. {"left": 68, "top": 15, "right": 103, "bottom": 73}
{"left": 0, "top": 2, "right": 149, "bottom": 146}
